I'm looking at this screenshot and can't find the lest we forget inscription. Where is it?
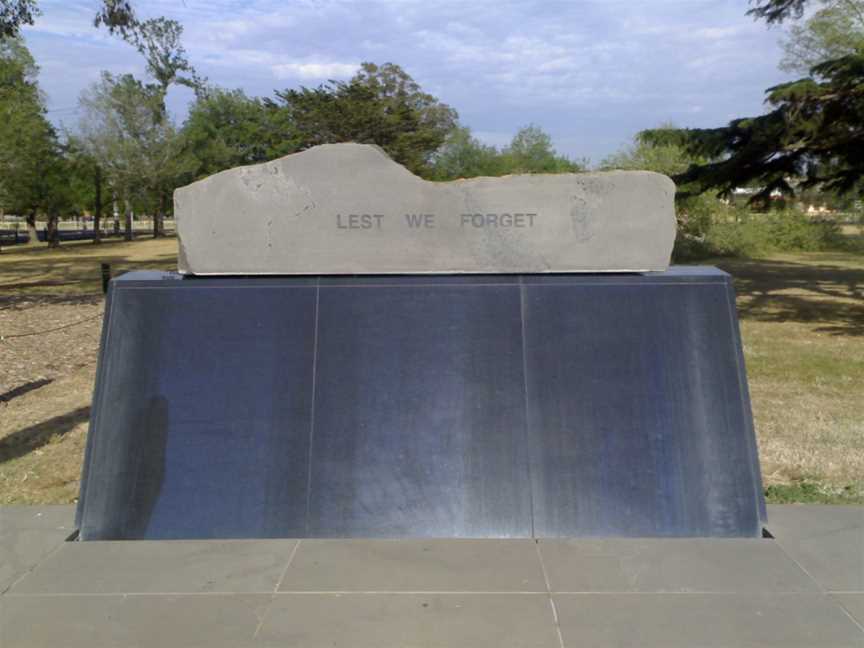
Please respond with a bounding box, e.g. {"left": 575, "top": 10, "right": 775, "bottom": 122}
{"left": 174, "top": 143, "right": 677, "bottom": 275}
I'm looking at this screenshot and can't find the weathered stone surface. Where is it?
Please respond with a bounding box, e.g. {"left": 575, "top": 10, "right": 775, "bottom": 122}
{"left": 174, "top": 143, "right": 676, "bottom": 275}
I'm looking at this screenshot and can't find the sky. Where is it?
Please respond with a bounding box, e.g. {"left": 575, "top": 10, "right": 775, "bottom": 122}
{"left": 21, "top": 0, "right": 797, "bottom": 164}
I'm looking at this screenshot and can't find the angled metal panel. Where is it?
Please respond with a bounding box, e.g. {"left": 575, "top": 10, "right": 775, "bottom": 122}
{"left": 523, "top": 276, "right": 763, "bottom": 537}
{"left": 77, "top": 269, "right": 764, "bottom": 540}
{"left": 307, "top": 281, "right": 532, "bottom": 537}
{"left": 77, "top": 277, "right": 317, "bottom": 540}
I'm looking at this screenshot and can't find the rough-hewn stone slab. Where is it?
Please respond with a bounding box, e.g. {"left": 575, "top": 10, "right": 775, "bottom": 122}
{"left": 174, "top": 143, "right": 676, "bottom": 275}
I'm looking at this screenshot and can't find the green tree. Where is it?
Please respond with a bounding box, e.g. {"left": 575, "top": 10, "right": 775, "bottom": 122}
{"left": 273, "top": 62, "right": 458, "bottom": 174}
{"left": 641, "top": 0, "right": 864, "bottom": 202}
{"left": 603, "top": 128, "right": 723, "bottom": 255}
{"left": 0, "top": 36, "right": 65, "bottom": 246}
{"left": 102, "top": 13, "right": 201, "bottom": 235}
{"left": 428, "top": 126, "right": 504, "bottom": 179}
{"left": 1, "top": 0, "right": 36, "bottom": 38}
{"left": 780, "top": 0, "right": 864, "bottom": 73}
{"left": 429, "top": 124, "right": 583, "bottom": 180}
{"left": 602, "top": 123, "right": 694, "bottom": 177}
{"left": 78, "top": 72, "right": 187, "bottom": 241}
{"left": 1, "top": 0, "right": 135, "bottom": 38}
{"left": 64, "top": 137, "right": 107, "bottom": 243}
{"left": 110, "top": 15, "right": 204, "bottom": 119}
{"left": 182, "top": 88, "right": 288, "bottom": 179}
{"left": 502, "top": 125, "right": 583, "bottom": 174}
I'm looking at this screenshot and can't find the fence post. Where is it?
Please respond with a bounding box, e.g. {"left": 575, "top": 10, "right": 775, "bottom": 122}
{"left": 101, "top": 263, "right": 111, "bottom": 294}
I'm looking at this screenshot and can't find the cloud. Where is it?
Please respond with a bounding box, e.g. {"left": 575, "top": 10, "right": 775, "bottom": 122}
{"left": 23, "top": 0, "right": 793, "bottom": 161}
{"left": 271, "top": 62, "right": 358, "bottom": 80}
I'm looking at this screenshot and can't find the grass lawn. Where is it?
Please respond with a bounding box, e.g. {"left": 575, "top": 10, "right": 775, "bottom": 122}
{"left": 0, "top": 236, "right": 862, "bottom": 504}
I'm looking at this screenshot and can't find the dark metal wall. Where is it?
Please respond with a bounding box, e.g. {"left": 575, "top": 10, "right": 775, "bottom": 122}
{"left": 76, "top": 268, "right": 765, "bottom": 540}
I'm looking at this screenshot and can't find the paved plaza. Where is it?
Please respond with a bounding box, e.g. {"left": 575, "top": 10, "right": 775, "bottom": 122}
{"left": 1, "top": 504, "right": 862, "bottom": 647}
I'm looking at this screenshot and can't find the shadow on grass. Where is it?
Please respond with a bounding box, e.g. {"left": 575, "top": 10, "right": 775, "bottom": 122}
{"left": 0, "top": 406, "right": 90, "bottom": 464}
{"left": 0, "top": 292, "right": 104, "bottom": 310}
{"left": 715, "top": 258, "right": 864, "bottom": 337}
{"left": 0, "top": 378, "right": 54, "bottom": 403}
{"left": 0, "top": 239, "right": 176, "bottom": 306}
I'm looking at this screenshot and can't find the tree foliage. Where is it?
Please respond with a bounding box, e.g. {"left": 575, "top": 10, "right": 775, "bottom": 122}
{"left": 642, "top": 0, "right": 864, "bottom": 202}
{"left": 780, "top": 0, "right": 864, "bottom": 73}
{"left": 272, "top": 62, "right": 458, "bottom": 174}
{"left": 428, "top": 127, "right": 504, "bottom": 179}
{"left": 1, "top": 0, "right": 134, "bottom": 38}
{"left": 93, "top": 0, "right": 137, "bottom": 38}
{"left": 602, "top": 128, "right": 720, "bottom": 250}
{"left": 429, "top": 125, "right": 582, "bottom": 180}
{"left": 0, "top": 37, "right": 68, "bottom": 229}
{"left": 503, "top": 125, "right": 582, "bottom": 174}
{"left": 110, "top": 15, "right": 204, "bottom": 114}
{"left": 748, "top": 0, "right": 810, "bottom": 23}
{"left": 78, "top": 72, "right": 188, "bottom": 236}
{"left": 0, "top": 0, "right": 37, "bottom": 38}
{"left": 182, "top": 88, "right": 288, "bottom": 178}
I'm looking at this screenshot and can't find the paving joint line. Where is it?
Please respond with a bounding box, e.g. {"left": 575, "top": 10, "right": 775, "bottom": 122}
{"left": 830, "top": 594, "right": 864, "bottom": 636}
{"left": 769, "top": 534, "right": 828, "bottom": 594}
{"left": 252, "top": 539, "right": 303, "bottom": 639}
{"left": 4, "top": 590, "right": 552, "bottom": 597}
{"left": 1, "top": 531, "right": 69, "bottom": 595}
{"left": 534, "top": 540, "right": 566, "bottom": 648}
{"left": 761, "top": 533, "right": 864, "bottom": 635}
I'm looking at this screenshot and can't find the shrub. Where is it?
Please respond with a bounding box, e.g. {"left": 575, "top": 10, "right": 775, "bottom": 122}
{"left": 673, "top": 207, "right": 847, "bottom": 261}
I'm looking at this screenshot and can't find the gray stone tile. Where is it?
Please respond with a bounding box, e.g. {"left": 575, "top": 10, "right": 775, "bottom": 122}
{"left": 538, "top": 538, "right": 820, "bottom": 593}
{"left": 257, "top": 593, "right": 560, "bottom": 648}
{"left": 767, "top": 504, "right": 864, "bottom": 592}
{"left": 0, "top": 594, "right": 270, "bottom": 648}
{"left": 279, "top": 539, "right": 546, "bottom": 592}
{"left": 554, "top": 593, "right": 864, "bottom": 648}
{"left": 832, "top": 593, "right": 864, "bottom": 629}
{"left": 0, "top": 506, "right": 75, "bottom": 592}
{"left": 0, "top": 505, "right": 75, "bottom": 531}
{"left": 11, "top": 539, "right": 298, "bottom": 594}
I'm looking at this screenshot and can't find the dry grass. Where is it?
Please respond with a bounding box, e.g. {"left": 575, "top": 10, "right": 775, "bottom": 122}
{"left": 0, "top": 236, "right": 862, "bottom": 504}
{"left": 0, "top": 235, "right": 177, "bottom": 296}
{"left": 1, "top": 237, "right": 176, "bottom": 504}
{"left": 715, "top": 252, "right": 864, "bottom": 502}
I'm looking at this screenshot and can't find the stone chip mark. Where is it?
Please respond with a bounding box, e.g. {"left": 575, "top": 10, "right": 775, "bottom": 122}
{"left": 570, "top": 195, "right": 596, "bottom": 242}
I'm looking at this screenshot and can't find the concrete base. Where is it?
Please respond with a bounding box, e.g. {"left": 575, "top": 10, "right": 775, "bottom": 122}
{"left": 2, "top": 505, "right": 862, "bottom": 647}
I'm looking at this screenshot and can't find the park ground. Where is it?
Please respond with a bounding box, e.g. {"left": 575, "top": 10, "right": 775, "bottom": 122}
{"left": 0, "top": 236, "right": 862, "bottom": 505}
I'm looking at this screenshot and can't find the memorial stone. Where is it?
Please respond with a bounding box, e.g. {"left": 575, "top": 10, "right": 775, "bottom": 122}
{"left": 175, "top": 143, "right": 676, "bottom": 275}
{"left": 76, "top": 144, "right": 766, "bottom": 541}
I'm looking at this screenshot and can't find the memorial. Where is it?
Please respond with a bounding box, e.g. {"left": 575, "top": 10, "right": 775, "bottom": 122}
{"left": 75, "top": 144, "right": 766, "bottom": 541}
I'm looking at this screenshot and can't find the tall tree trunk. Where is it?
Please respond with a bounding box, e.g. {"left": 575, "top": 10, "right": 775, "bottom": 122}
{"left": 25, "top": 210, "right": 39, "bottom": 246}
{"left": 46, "top": 212, "right": 60, "bottom": 248}
{"left": 93, "top": 167, "right": 102, "bottom": 244}
{"left": 154, "top": 192, "right": 166, "bottom": 238}
{"left": 113, "top": 195, "right": 120, "bottom": 235}
{"left": 124, "top": 200, "right": 133, "bottom": 241}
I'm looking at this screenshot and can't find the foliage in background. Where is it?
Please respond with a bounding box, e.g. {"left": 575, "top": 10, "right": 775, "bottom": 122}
{"left": 181, "top": 88, "right": 281, "bottom": 178}
{"left": 270, "top": 62, "right": 457, "bottom": 175}
{"left": 78, "top": 72, "right": 189, "bottom": 239}
{"left": 428, "top": 124, "right": 583, "bottom": 180}
{"left": 0, "top": 36, "right": 74, "bottom": 245}
{"left": 0, "top": 0, "right": 134, "bottom": 38}
{"left": 779, "top": 0, "right": 864, "bottom": 74}
{"left": 642, "top": 0, "right": 864, "bottom": 203}
{"left": 0, "top": 0, "right": 36, "bottom": 38}
{"left": 603, "top": 129, "right": 850, "bottom": 260}
{"left": 3, "top": 0, "right": 859, "bottom": 261}
{"left": 602, "top": 130, "right": 721, "bottom": 259}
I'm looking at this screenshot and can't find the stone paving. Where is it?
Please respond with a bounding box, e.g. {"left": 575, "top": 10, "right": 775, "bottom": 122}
{"left": 1, "top": 504, "right": 862, "bottom": 647}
